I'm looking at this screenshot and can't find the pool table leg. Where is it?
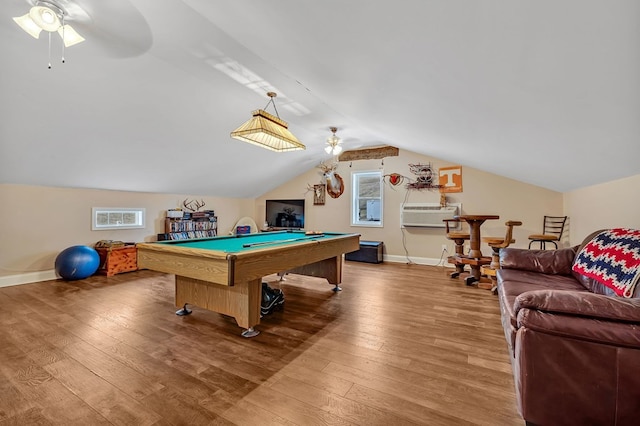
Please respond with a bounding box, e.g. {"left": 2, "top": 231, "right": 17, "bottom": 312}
{"left": 286, "top": 256, "right": 344, "bottom": 291}
{"left": 175, "top": 276, "right": 262, "bottom": 337}
{"left": 241, "top": 327, "right": 260, "bottom": 338}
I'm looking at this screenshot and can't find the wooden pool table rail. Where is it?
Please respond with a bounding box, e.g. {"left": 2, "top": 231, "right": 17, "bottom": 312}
{"left": 136, "top": 233, "right": 359, "bottom": 286}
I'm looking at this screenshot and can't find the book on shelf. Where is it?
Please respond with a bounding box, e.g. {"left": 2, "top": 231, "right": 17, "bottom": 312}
{"left": 160, "top": 209, "right": 217, "bottom": 241}
{"left": 156, "top": 229, "right": 217, "bottom": 241}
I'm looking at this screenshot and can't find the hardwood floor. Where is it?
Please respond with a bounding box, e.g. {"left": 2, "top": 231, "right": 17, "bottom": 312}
{"left": 0, "top": 261, "right": 522, "bottom": 425}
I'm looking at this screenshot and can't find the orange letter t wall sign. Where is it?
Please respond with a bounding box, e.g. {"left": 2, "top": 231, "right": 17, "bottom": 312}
{"left": 439, "top": 166, "right": 463, "bottom": 193}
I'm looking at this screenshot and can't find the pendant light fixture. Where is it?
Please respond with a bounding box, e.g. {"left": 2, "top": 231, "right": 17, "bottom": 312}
{"left": 325, "top": 127, "right": 343, "bottom": 155}
{"left": 13, "top": 0, "right": 85, "bottom": 68}
{"left": 230, "top": 92, "right": 305, "bottom": 152}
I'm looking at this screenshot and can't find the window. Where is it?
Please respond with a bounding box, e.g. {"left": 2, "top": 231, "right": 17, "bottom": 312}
{"left": 92, "top": 207, "right": 145, "bottom": 230}
{"left": 351, "top": 171, "right": 383, "bottom": 227}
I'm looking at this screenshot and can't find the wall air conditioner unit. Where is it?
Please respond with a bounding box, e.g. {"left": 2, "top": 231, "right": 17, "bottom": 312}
{"left": 400, "top": 203, "right": 461, "bottom": 228}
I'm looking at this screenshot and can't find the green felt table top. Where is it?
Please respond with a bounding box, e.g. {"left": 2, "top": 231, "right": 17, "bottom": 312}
{"left": 156, "top": 230, "right": 347, "bottom": 253}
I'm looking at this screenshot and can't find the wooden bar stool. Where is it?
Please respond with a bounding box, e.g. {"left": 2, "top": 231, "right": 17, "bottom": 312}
{"left": 481, "top": 220, "right": 522, "bottom": 293}
{"left": 528, "top": 215, "right": 567, "bottom": 249}
{"left": 444, "top": 218, "right": 469, "bottom": 278}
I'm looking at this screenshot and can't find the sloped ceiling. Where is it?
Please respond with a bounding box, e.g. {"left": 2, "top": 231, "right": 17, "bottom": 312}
{"left": 1, "top": 0, "right": 638, "bottom": 198}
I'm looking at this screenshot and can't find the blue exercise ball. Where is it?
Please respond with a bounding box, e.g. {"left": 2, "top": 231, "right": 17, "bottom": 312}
{"left": 55, "top": 245, "right": 100, "bottom": 280}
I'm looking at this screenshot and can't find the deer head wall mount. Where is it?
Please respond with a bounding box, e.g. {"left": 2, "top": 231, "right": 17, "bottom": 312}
{"left": 318, "top": 161, "right": 344, "bottom": 199}
{"left": 182, "top": 199, "right": 206, "bottom": 212}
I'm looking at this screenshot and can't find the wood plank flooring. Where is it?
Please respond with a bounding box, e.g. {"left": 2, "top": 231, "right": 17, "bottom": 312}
{"left": 0, "top": 261, "right": 522, "bottom": 425}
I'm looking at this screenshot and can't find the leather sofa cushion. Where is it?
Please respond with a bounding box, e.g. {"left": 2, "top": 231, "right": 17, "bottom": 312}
{"left": 498, "top": 269, "right": 586, "bottom": 328}
{"left": 500, "top": 246, "right": 578, "bottom": 276}
{"left": 571, "top": 270, "right": 618, "bottom": 296}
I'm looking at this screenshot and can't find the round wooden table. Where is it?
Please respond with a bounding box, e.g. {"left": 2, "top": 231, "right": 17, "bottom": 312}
{"left": 455, "top": 215, "right": 499, "bottom": 259}
{"left": 454, "top": 214, "right": 499, "bottom": 285}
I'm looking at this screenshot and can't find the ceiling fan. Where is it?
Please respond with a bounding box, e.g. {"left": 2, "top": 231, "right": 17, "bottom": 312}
{"left": 325, "top": 127, "right": 343, "bottom": 155}
{"left": 13, "top": 0, "right": 85, "bottom": 64}
{"left": 12, "top": 0, "right": 153, "bottom": 65}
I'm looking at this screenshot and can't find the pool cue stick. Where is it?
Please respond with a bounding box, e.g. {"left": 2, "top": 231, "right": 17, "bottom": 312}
{"left": 242, "top": 235, "right": 324, "bottom": 248}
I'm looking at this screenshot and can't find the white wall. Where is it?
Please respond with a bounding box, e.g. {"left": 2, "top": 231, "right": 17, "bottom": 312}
{"left": 564, "top": 174, "right": 640, "bottom": 246}
{"left": 256, "top": 149, "right": 564, "bottom": 264}
{"left": 0, "top": 184, "right": 254, "bottom": 285}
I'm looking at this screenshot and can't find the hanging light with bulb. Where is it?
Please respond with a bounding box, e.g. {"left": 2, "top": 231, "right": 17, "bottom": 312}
{"left": 230, "top": 92, "right": 305, "bottom": 152}
{"left": 325, "top": 127, "right": 343, "bottom": 155}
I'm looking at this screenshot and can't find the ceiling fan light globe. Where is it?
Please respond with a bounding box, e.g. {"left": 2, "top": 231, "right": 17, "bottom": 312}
{"left": 327, "top": 135, "right": 340, "bottom": 145}
{"left": 324, "top": 145, "right": 333, "bottom": 154}
{"left": 58, "top": 24, "right": 85, "bottom": 47}
{"left": 333, "top": 145, "right": 343, "bottom": 155}
{"left": 29, "top": 6, "right": 61, "bottom": 32}
{"left": 41, "top": 10, "right": 56, "bottom": 24}
{"left": 13, "top": 14, "right": 43, "bottom": 39}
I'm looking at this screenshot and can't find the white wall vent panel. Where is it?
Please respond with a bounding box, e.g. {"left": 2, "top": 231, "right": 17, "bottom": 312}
{"left": 400, "top": 203, "right": 461, "bottom": 228}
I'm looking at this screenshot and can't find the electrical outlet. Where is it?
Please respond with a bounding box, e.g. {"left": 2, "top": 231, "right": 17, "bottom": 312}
{"left": 441, "top": 244, "right": 448, "bottom": 252}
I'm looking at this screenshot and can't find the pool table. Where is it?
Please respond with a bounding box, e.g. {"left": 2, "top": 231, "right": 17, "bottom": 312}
{"left": 136, "top": 230, "right": 360, "bottom": 337}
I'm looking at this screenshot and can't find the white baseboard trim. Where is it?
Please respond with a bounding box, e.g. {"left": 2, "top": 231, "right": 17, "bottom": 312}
{"left": 0, "top": 270, "right": 58, "bottom": 288}
{"left": 383, "top": 254, "right": 454, "bottom": 267}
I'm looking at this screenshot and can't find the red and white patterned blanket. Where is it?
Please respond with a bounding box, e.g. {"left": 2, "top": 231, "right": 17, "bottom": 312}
{"left": 572, "top": 228, "right": 640, "bottom": 298}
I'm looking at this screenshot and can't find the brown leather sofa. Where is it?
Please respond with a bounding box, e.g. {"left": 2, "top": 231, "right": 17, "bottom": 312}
{"left": 497, "top": 231, "right": 640, "bottom": 425}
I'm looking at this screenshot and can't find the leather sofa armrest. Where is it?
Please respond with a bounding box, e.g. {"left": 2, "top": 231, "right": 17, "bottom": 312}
{"left": 500, "top": 246, "right": 578, "bottom": 275}
{"left": 515, "top": 289, "right": 640, "bottom": 322}
{"left": 515, "top": 290, "right": 640, "bottom": 348}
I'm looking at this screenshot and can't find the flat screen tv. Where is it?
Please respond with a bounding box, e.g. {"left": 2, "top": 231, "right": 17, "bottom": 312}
{"left": 265, "top": 199, "right": 305, "bottom": 229}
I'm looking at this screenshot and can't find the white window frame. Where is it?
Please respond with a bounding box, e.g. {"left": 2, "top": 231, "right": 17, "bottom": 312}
{"left": 351, "top": 170, "right": 383, "bottom": 227}
{"left": 92, "top": 207, "right": 145, "bottom": 230}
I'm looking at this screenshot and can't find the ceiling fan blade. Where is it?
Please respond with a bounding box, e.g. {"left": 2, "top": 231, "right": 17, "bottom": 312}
{"left": 69, "top": 0, "right": 153, "bottom": 58}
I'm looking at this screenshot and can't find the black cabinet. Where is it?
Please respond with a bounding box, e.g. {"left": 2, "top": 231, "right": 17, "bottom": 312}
{"left": 345, "top": 241, "right": 383, "bottom": 264}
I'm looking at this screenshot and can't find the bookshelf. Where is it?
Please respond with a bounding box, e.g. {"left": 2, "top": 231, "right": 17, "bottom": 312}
{"left": 157, "top": 210, "right": 217, "bottom": 241}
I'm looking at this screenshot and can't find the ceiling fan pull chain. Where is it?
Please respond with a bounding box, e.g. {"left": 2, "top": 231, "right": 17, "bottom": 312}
{"left": 48, "top": 32, "right": 52, "bottom": 69}
{"left": 61, "top": 16, "right": 66, "bottom": 64}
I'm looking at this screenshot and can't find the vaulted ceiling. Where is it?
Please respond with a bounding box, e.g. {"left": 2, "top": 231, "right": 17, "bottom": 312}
{"left": 1, "top": 0, "right": 638, "bottom": 198}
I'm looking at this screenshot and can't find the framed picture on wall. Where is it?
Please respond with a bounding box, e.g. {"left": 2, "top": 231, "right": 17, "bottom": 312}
{"left": 439, "top": 165, "right": 463, "bottom": 193}
{"left": 313, "top": 184, "right": 326, "bottom": 205}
